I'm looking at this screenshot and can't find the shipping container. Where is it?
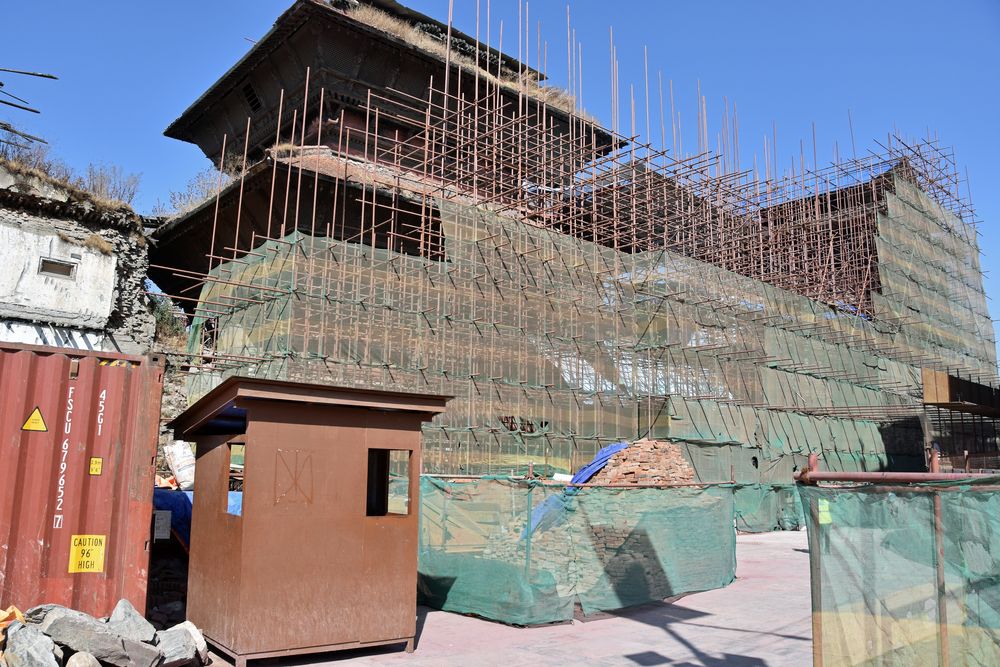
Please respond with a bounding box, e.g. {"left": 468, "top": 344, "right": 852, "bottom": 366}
{"left": 0, "top": 343, "right": 164, "bottom": 617}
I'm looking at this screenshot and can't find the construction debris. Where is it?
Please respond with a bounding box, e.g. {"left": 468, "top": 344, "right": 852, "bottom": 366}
{"left": 588, "top": 440, "right": 696, "bottom": 485}
{"left": 4, "top": 623, "right": 59, "bottom": 667}
{"left": 36, "top": 608, "right": 160, "bottom": 667}
{"left": 0, "top": 601, "right": 207, "bottom": 667}
{"left": 175, "top": 623, "right": 208, "bottom": 666}
{"left": 63, "top": 653, "right": 100, "bottom": 667}
{"left": 153, "top": 627, "right": 196, "bottom": 667}
{"left": 105, "top": 600, "right": 156, "bottom": 645}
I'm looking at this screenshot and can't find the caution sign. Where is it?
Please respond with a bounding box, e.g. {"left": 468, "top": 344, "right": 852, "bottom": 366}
{"left": 89, "top": 457, "right": 103, "bottom": 476}
{"left": 68, "top": 535, "right": 106, "bottom": 573}
{"left": 21, "top": 407, "right": 47, "bottom": 432}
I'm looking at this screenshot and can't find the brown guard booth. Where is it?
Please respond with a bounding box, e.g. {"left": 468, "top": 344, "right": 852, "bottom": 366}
{"left": 169, "top": 377, "right": 449, "bottom": 666}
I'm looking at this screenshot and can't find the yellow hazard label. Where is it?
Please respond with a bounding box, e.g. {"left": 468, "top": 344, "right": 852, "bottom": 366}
{"left": 89, "top": 457, "right": 103, "bottom": 476}
{"left": 818, "top": 498, "right": 832, "bottom": 525}
{"left": 68, "top": 534, "right": 106, "bottom": 573}
{"left": 21, "top": 407, "right": 47, "bottom": 432}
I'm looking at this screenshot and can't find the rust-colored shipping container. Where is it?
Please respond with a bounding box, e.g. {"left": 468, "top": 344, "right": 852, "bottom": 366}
{"left": 0, "top": 342, "right": 164, "bottom": 617}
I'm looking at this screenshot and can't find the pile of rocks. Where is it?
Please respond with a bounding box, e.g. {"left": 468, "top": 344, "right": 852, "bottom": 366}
{"left": 587, "top": 439, "right": 695, "bottom": 485}
{"left": 1, "top": 600, "right": 207, "bottom": 667}
{"left": 146, "top": 554, "right": 189, "bottom": 630}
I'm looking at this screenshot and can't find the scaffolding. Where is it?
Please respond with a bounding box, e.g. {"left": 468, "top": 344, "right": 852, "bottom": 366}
{"left": 151, "top": 66, "right": 997, "bottom": 475}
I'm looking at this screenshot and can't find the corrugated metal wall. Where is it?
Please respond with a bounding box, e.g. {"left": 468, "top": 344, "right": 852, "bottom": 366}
{"left": 0, "top": 343, "right": 164, "bottom": 617}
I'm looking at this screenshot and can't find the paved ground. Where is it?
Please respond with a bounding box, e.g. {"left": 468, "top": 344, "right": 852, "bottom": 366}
{"left": 223, "top": 531, "right": 813, "bottom": 666}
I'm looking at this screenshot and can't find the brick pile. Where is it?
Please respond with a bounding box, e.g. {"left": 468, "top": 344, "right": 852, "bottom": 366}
{"left": 587, "top": 439, "right": 695, "bottom": 485}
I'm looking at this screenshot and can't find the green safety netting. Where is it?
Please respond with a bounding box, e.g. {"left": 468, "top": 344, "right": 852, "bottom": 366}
{"left": 799, "top": 478, "right": 1000, "bottom": 665}
{"left": 733, "top": 484, "right": 804, "bottom": 533}
{"left": 417, "top": 477, "right": 736, "bottom": 625}
{"left": 182, "top": 173, "right": 995, "bottom": 484}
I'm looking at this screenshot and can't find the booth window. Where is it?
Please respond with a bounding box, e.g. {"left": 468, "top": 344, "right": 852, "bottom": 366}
{"left": 367, "top": 449, "right": 410, "bottom": 516}
{"left": 226, "top": 442, "right": 244, "bottom": 517}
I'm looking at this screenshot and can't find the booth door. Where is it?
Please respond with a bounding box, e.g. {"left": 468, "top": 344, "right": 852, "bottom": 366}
{"left": 358, "top": 413, "right": 421, "bottom": 643}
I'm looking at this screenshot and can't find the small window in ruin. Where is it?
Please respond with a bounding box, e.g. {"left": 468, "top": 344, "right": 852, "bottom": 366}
{"left": 366, "top": 449, "right": 411, "bottom": 516}
{"left": 38, "top": 258, "right": 76, "bottom": 279}
{"left": 242, "top": 83, "right": 262, "bottom": 113}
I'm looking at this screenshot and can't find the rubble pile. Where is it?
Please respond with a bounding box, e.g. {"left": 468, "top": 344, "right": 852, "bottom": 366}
{"left": 0, "top": 600, "right": 207, "bottom": 667}
{"left": 587, "top": 439, "right": 695, "bottom": 485}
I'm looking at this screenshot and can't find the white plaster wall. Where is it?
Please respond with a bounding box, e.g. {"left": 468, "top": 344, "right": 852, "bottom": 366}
{"left": 0, "top": 320, "right": 112, "bottom": 351}
{"left": 0, "top": 223, "right": 117, "bottom": 328}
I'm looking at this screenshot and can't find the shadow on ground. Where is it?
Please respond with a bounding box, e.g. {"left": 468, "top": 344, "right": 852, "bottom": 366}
{"left": 209, "top": 607, "right": 432, "bottom": 665}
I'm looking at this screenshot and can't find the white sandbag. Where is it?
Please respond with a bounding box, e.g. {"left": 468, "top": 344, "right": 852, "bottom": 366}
{"left": 163, "top": 441, "right": 196, "bottom": 490}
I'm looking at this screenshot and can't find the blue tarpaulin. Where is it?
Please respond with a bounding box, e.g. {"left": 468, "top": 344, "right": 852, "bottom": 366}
{"left": 570, "top": 441, "right": 630, "bottom": 484}
{"left": 226, "top": 491, "right": 243, "bottom": 517}
{"left": 152, "top": 489, "right": 194, "bottom": 546}
{"left": 524, "top": 441, "right": 629, "bottom": 536}
{"left": 152, "top": 489, "right": 243, "bottom": 547}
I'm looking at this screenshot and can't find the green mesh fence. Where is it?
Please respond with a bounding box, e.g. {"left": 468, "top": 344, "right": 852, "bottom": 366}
{"left": 734, "top": 484, "right": 804, "bottom": 533}
{"left": 799, "top": 479, "right": 1000, "bottom": 665}
{"left": 418, "top": 477, "right": 736, "bottom": 624}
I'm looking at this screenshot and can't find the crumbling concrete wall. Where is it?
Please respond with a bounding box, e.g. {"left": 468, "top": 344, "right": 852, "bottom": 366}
{"left": 0, "top": 160, "right": 154, "bottom": 353}
{"left": 0, "top": 222, "right": 117, "bottom": 326}
{"left": 155, "top": 362, "right": 193, "bottom": 476}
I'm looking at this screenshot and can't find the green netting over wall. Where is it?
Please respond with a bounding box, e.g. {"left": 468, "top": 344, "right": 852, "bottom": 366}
{"left": 418, "top": 477, "right": 736, "bottom": 624}
{"left": 799, "top": 479, "right": 1000, "bottom": 665}
{"left": 733, "top": 484, "right": 804, "bottom": 533}
{"left": 184, "top": 174, "right": 995, "bottom": 478}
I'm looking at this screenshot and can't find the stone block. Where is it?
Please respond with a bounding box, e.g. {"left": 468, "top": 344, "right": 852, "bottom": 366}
{"left": 177, "top": 622, "right": 209, "bottom": 665}
{"left": 106, "top": 599, "right": 157, "bottom": 644}
{"left": 4, "top": 622, "right": 59, "bottom": 667}
{"left": 66, "top": 651, "right": 102, "bottom": 667}
{"left": 156, "top": 625, "right": 197, "bottom": 667}
{"left": 42, "top": 615, "right": 162, "bottom": 667}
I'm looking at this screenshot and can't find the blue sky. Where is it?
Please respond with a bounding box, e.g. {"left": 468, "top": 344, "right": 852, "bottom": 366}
{"left": 4, "top": 1, "right": 1000, "bottom": 335}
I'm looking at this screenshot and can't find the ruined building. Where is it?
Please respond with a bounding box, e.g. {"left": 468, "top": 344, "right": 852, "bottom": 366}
{"left": 149, "top": 0, "right": 999, "bottom": 480}
{"left": 0, "top": 160, "right": 154, "bottom": 353}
